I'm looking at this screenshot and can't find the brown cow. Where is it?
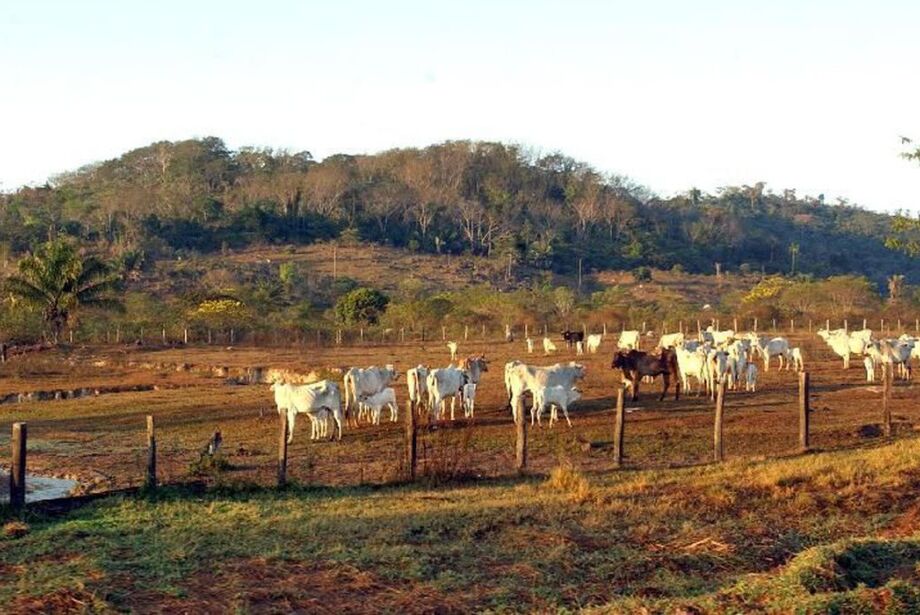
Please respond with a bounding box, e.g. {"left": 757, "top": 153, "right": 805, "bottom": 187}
{"left": 611, "top": 348, "right": 680, "bottom": 402}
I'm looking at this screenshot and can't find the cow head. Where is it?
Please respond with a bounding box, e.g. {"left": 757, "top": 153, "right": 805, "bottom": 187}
{"left": 611, "top": 352, "right": 628, "bottom": 369}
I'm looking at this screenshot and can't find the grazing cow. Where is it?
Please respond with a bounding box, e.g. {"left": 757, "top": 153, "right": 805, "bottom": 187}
{"left": 562, "top": 330, "right": 584, "bottom": 349}
{"left": 745, "top": 363, "right": 758, "bottom": 392}
{"left": 753, "top": 337, "right": 791, "bottom": 372}
{"left": 789, "top": 347, "right": 804, "bottom": 372}
{"left": 361, "top": 387, "right": 398, "bottom": 425}
{"left": 526, "top": 338, "right": 535, "bottom": 354}
{"left": 543, "top": 337, "right": 558, "bottom": 355}
{"left": 426, "top": 367, "right": 467, "bottom": 421}
{"left": 504, "top": 360, "right": 524, "bottom": 405}
{"left": 533, "top": 385, "right": 581, "bottom": 428}
{"left": 575, "top": 341, "right": 584, "bottom": 355}
{"left": 658, "top": 332, "right": 684, "bottom": 349}
{"left": 447, "top": 341, "right": 459, "bottom": 361}
{"left": 820, "top": 331, "right": 868, "bottom": 369}
{"left": 507, "top": 362, "right": 587, "bottom": 422}
{"left": 866, "top": 339, "right": 914, "bottom": 381}
{"left": 585, "top": 334, "right": 603, "bottom": 353}
{"left": 462, "top": 382, "right": 477, "bottom": 418}
{"left": 406, "top": 365, "right": 430, "bottom": 411}
{"left": 618, "top": 330, "right": 640, "bottom": 350}
{"left": 271, "top": 380, "right": 343, "bottom": 442}
{"left": 611, "top": 349, "right": 680, "bottom": 402}
{"left": 864, "top": 355, "right": 876, "bottom": 382}
{"left": 343, "top": 365, "right": 398, "bottom": 423}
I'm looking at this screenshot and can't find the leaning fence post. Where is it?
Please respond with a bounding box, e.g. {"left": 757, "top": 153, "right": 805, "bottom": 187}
{"left": 613, "top": 387, "right": 625, "bottom": 468}
{"left": 883, "top": 364, "right": 892, "bottom": 438}
{"left": 10, "top": 422, "right": 27, "bottom": 510}
{"left": 278, "top": 412, "right": 289, "bottom": 487}
{"left": 405, "top": 399, "right": 417, "bottom": 480}
{"left": 799, "top": 372, "right": 810, "bottom": 452}
{"left": 145, "top": 416, "right": 157, "bottom": 489}
{"left": 713, "top": 381, "right": 725, "bottom": 462}
{"left": 515, "top": 396, "right": 527, "bottom": 471}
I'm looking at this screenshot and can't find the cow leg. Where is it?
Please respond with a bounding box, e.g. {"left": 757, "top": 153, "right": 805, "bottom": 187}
{"left": 287, "top": 410, "right": 297, "bottom": 444}
{"left": 660, "top": 373, "right": 669, "bottom": 402}
{"left": 631, "top": 371, "right": 640, "bottom": 401}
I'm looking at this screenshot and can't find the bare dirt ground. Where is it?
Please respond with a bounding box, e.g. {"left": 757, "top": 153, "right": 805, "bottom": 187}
{"left": 0, "top": 330, "right": 917, "bottom": 495}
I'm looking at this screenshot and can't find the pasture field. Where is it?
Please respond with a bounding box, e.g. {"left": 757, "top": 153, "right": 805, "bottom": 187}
{"left": 1, "top": 332, "right": 920, "bottom": 612}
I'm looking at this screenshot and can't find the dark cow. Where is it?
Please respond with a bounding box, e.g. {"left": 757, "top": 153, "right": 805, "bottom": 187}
{"left": 611, "top": 348, "right": 680, "bottom": 402}
{"left": 562, "top": 330, "right": 584, "bottom": 349}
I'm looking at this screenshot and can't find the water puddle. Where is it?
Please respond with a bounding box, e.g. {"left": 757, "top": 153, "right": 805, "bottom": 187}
{"left": 0, "top": 472, "right": 79, "bottom": 503}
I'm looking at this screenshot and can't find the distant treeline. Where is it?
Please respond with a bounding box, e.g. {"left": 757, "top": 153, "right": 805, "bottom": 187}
{"left": 1, "top": 137, "right": 917, "bottom": 282}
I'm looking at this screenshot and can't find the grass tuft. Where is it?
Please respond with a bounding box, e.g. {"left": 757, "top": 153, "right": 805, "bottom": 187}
{"left": 545, "top": 462, "right": 593, "bottom": 504}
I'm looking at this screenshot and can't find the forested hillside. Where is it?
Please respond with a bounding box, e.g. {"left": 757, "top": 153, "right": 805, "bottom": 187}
{"left": 1, "top": 137, "right": 917, "bottom": 283}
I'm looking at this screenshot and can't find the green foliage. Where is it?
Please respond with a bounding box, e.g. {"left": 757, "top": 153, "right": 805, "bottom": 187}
{"left": 2, "top": 239, "right": 122, "bottom": 342}
{"left": 334, "top": 287, "right": 389, "bottom": 325}
{"left": 631, "top": 266, "right": 652, "bottom": 283}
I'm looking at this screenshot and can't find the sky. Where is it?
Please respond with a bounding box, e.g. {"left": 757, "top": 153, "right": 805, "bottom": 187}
{"left": 1, "top": 1, "right": 919, "bottom": 212}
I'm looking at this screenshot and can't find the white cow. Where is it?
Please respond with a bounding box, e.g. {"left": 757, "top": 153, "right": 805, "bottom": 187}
{"left": 745, "top": 363, "right": 758, "bottom": 392}
{"left": 658, "top": 332, "right": 684, "bottom": 349}
{"left": 753, "top": 337, "right": 791, "bottom": 372}
{"left": 864, "top": 355, "right": 876, "bottom": 382}
{"left": 789, "top": 347, "right": 804, "bottom": 372}
{"left": 343, "top": 365, "right": 398, "bottom": 422}
{"left": 406, "top": 365, "right": 429, "bottom": 411}
{"left": 271, "top": 380, "right": 344, "bottom": 442}
{"left": 675, "top": 346, "right": 709, "bottom": 395}
{"left": 866, "top": 339, "right": 914, "bottom": 381}
{"left": 618, "top": 330, "right": 640, "bottom": 350}
{"left": 821, "top": 331, "right": 868, "bottom": 369}
{"left": 447, "top": 341, "right": 459, "bottom": 361}
{"left": 543, "top": 337, "right": 558, "bottom": 355}
{"left": 706, "top": 326, "right": 735, "bottom": 346}
{"left": 462, "top": 382, "right": 477, "bottom": 418}
{"left": 362, "top": 387, "right": 398, "bottom": 425}
{"left": 426, "top": 367, "right": 467, "bottom": 421}
{"left": 585, "top": 334, "right": 603, "bottom": 353}
{"left": 533, "top": 385, "right": 581, "bottom": 428}
{"left": 507, "top": 362, "right": 586, "bottom": 422}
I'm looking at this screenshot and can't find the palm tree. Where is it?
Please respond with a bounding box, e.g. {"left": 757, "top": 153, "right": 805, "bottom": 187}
{"left": 4, "top": 239, "right": 123, "bottom": 343}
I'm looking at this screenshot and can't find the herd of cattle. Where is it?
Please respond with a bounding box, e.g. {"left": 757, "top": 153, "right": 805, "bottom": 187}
{"left": 267, "top": 324, "right": 916, "bottom": 443}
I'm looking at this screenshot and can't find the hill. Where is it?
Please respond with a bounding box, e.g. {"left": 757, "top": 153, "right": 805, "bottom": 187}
{"left": 1, "top": 137, "right": 918, "bottom": 286}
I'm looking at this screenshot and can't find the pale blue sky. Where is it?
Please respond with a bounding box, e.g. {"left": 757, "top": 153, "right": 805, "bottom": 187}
{"left": 2, "top": 1, "right": 918, "bottom": 211}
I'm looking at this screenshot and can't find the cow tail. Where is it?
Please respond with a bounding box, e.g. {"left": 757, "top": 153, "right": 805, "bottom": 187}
{"left": 343, "top": 373, "right": 353, "bottom": 422}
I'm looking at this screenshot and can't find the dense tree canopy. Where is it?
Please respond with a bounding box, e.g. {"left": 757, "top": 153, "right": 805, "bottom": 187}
{"left": 1, "top": 137, "right": 917, "bottom": 284}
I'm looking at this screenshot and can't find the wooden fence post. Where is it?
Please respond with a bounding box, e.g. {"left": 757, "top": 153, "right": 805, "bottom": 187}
{"left": 754, "top": 317, "right": 758, "bottom": 331}
{"left": 863, "top": 318, "right": 867, "bottom": 330}
{"left": 405, "top": 400, "right": 417, "bottom": 480}
{"left": 772, "top": 318, "right": 776, "bottom": 331}
{"left": 207, "top": 329, "right": 212, "bottom": 344}
{"left": 230, "top": 328, "right": 235, "bottom": 344}
{"left": 183, "top": 328, "right": 189, "bottom": 345}
{"left": 603, "top": 322, "right": 608, "bottom": 336}
{"left": 360, "top": 328, "right": 364, "bottom": 343}
{"left": 145, "top": 416, "right": 157, "bottom": 489}
{"left": 278, "top": 412, "right": 289, "bottom": 487}
{"left": 883, "top": 364, "right": 892, "bottom": 438}
{"left": 733, "top": 317, "right": 738, "bottom": 331}
{"left": 799, "top": 372, "right": 810, "bottom": 452}
{"left": 613, "top": 387, "right": 625, "bottom": 468}
{"left": 441, "top": 326, "right": 446, "bottom": 341}
{"left": 844, "top": 319, "right": 848, "bottom": 333}
{"left": 116, "top": 326, "right": 121, "bottom": 343}
{"left": 791, "top": 318, "right": 795, "bottom": 332}
{"left": 0, "top": 342, "right": 6, "bottom": 363}
{"left": 713, "top": 381, "right": 725, "bottom": 462}
{"left": 482, "top": 323, "right": 486, "bottom": 339}
{"left": 515, "top": 396, "right": 527, "bottom": 471}
{"left": 161, "top": 328, "right": 167, "bottom": 344}
{"left": 10, "top": 422, "right": 27, "bottom": 510}
{"left": 825, "top": 318, "right": 830, "bottom": 331}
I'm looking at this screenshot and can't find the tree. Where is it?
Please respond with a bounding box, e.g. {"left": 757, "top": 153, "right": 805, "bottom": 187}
{"left": 334, "top": 287, "right": 390, "bottom": 325}
{"left": 788, "top": 242, "right": 800, "bottom": 275}
{"left": 3, "top": 239, "right": 122, "bottom": 342}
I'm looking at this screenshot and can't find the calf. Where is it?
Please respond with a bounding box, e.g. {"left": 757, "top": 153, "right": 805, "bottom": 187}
{"left": 618, "top": 330, "right": 640, "bottom": 350}
{"left": 745, "top": 363, "right": 758, "bottom": 392}
{"left": 543, "top": 337, "right": 558, "bottom": 354}
{"left": 611, "top": 349, "right": 680, "bottom": 402}
{"left": 533, "top": 385, "right": 581, "bottom": 428}
{"left": 447, "top": 341, "right": 459, "bottom": 361}
{"left": 362, "top": 387, "right": 398, "bottom": 425}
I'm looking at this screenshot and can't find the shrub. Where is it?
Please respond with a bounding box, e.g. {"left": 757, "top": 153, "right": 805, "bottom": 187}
{"left": 632, "top": 266, "right": 653, "bottom": 283}
{"left": 334, "top": 287, "right": 390, "bottom": 325}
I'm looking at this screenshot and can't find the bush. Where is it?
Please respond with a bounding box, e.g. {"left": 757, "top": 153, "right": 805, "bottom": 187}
{"left": 632, "top": 266, "right": 653, "bottom": 283}
{"left": 334, "top": 287, "right": 390, "bottom": 325}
